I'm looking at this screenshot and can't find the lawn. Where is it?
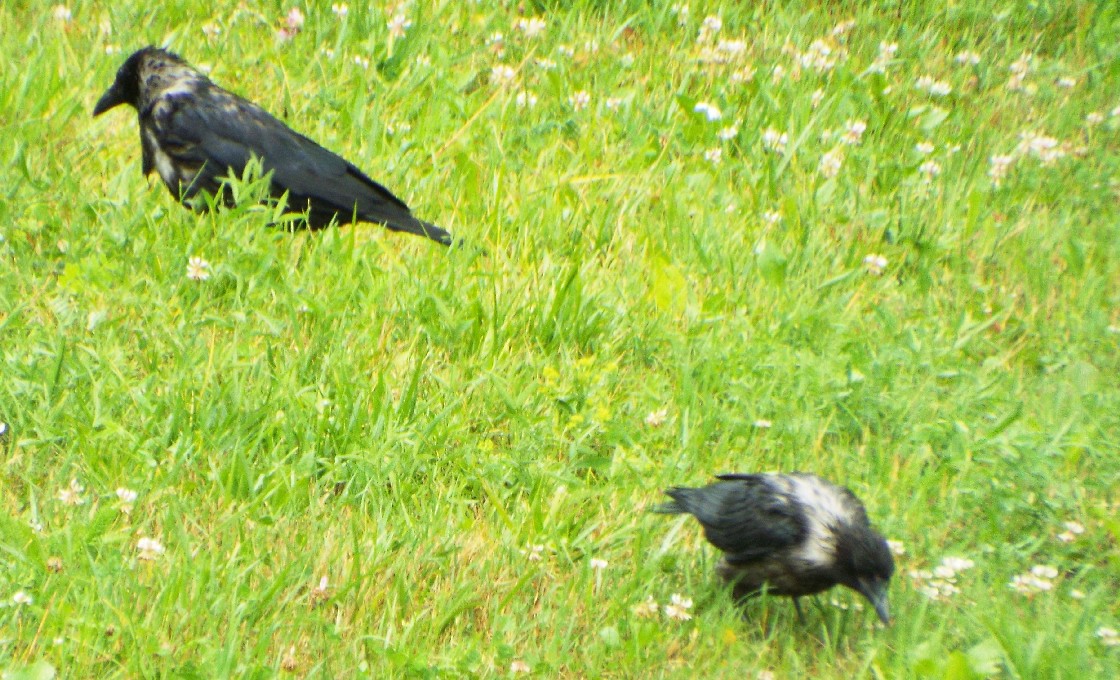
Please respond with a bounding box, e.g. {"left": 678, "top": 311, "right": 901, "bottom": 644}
{"left": 2, "top": 1, "right": 1118, "bottom": 677}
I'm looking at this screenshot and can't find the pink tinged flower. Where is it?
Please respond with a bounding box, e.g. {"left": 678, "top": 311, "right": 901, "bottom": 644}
{"left": 286, "top": 8, "right": 305, "bottom": 31}
{"left": 644, "top": 409, "right": 668, "bottom": 427}
{"left": 510, "top": 660, "right": 531, "bottom": 673}
{"left": 915, "top": 141, "right": 934, "bottom": 155}
{"left": 832, "top": 19, "right": 856, "bottom": 37}
{"left": 887, "top": 540, "right": 905, "bottom": 556}
{"left": 664, "top": 593, "right": 694, "bottom": 621}
{"left": 590, "top": 558, "right": 608, "bottom": 570}
{"left": 863, "top": 254, "right": 888, "bottom": 275}
{"left": 137, "top": 537, "right": 165, "bottom": 560}
{"left": 51, "top": 5, "right": 71, "bottom": 22}
{"left": 12, "top": 590, "right": 32, "bottom": 605}
{"left": 568, "top": 90, "right": 590, "bottom": 111}
{"left": 753, "top": 419, "right": 772, "bottom": 429}
{"left": 703, "top": 148, "right": 722, "bottom": 164}
{"left": 1085, "top": 112, "right": 1104, "bottom": 126}
{"left": 1097, "top": 627, "right": 1120, "bottom": 646}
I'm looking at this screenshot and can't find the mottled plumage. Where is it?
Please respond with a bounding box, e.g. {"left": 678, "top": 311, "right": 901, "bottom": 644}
{"left": 655, "top": 472, "right": 894, "bottom": 624}
{"left": 93, "top": 47, "right": 452, "bottom": 245}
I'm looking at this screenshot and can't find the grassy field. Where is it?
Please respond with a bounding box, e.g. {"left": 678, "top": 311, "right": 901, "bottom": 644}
{"left": 2, "top": 1, "right": 1119, "bottom": 677}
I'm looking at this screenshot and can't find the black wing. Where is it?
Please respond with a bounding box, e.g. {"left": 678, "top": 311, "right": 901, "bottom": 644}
{"left": 668, "top": 475, "right": 806, "bottom": 563}
{"left": 148, "top": 85, "right": 451, "bottom": 245}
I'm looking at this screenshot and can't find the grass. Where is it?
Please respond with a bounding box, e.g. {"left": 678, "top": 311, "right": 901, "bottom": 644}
{"left": 2, "top": 0, "right": 1119, "bottom": 677}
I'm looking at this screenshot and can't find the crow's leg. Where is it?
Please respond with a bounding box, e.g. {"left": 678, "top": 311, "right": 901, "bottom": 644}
{"left": 792, "top": 597, "right": 806, "bottom": 624}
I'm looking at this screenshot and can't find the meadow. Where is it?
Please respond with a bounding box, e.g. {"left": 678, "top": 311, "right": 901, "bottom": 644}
{"left": 1, "top": 1, "right": 1118, "bottom": 677}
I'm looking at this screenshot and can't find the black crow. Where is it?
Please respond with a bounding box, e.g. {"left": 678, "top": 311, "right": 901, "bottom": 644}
{"left": 655, "top": 472, "right": 894, "bottom": 624}
{"left": 93, "top": 47, "right": 452, "bottom": 246}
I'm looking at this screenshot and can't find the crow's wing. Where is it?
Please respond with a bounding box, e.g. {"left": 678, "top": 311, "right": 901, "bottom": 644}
{"left": 148, "top": 85, "right": 451, "bottom": 244}
{"left": 676, "top": 475, "right": 807, "bottom": 564}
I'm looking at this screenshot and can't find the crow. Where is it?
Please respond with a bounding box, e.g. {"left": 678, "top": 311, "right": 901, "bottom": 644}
{"left": 93, "top": 46, "right": 452, "bottom": 246}
{"left": 655, "top": 472, "right": 894, "bottom": 625}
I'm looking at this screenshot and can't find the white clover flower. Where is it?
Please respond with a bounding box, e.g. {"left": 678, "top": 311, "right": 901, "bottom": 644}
{"left": 353, "top": 55, "right": 370, "bottom": 69}
{"left": 202, "top": 23, "right": 221, "bottom": 38}
{"left": 762, "top": 211, "right": 781, "bottom": 225}
{"left": 12, "top": 590, "right": 33, "bottom": 605}
{"left": 818, "top": 148, "right": 844, "bottom": 178}
{"left": 941, "top": 557, "right": 975, "bottom": 572}
{"left": 842, "top": 120, "right": 866, "bottom": 145}
{"left": 557, "top": 45, "right": 575, "bottom": 58}
{"left": 387, "top": 13, "right": 411, "bottom": 39}
{"left": 1031, "top": 565, "right": 1059, "bottom": 579}
{"left": 1097, "top": 627, "right": 1120, "bottom": 646}
{"left": 954, "top": 50, "right": 981, "bottom": 65}
{"left": 187, "top": 256, "right": 211, "bottom": 281}
{"left": 664, "top": 593, "right": 694, "bottom": 621}
{"left": 915, "top": 141, "right": 935, "bottom": 155}
{"left": 51, "top": 5, "right": 71, "bottom": 22}
{"left": 887, "top": 540, "right": 906, "bottom": 556}
{"left": 717, "top": 124, "right": 739, "bottom": 141}
{"left": 1085, "top": 112, "right": 1104, "bottom": 126}
{"left": 753, "top": 419, "right": 773, "bottom": 429}
{"left": 568, "top": 90, "right": 590, "bottom": 111}
{"left": 761, "top": 128, "right": 788, "bottom": 153}
{"left": 988, "top": 154, "right": 1014, "bottom": 186}
{"left": 863, "top": 254, "right": 888, "bottom": 275}
{"left": 491, "top": 64, "right": 516, "bottom": 84}
{"left": 515, "top": 17, "right": 546, "bottom": 38}
{"left": 137, "top": 537, "right": 165, "bottom": 560}
{"left": 800, "top": 40, "right": 839, "bottom": 71}
{"left": 1056, "top": 76, "right": 1076, "bottom": 88}
{"left": 590, "top": 558, "right": 608, "bottom": 570}
{"left": 693, "top": 102, "right": 723, "bottom": 121}
{"left": 731, "top": 67, "right": 756, "bottom": 84}
{"left": 703, "top": 148, "right": 722, "bottom": 164}
{"left": 633, "top": 595, "right": 659, "bottom": 618}
{"left": 644, "top": 409, "right": 668, "bottom": 427}
{"left": 515, "top": 91, "right": 538, "bottom": 108}
{"left": 919, "top": 160, "right": 941, "bottom": 180}
{"left": 832, "top": 19, "right": 856, "bottom": 37}
{"left": 810, "top": 88, "right": 825, "bottom": 108}
{"left": 521, "top": 544, "right": 545, "bottom": 562}
{"left": 59, "top": 478, "right": 85, "bottom": 506}
{"left": 510, "top": 660, "right": 531, "bottom": 673}
{"left": 331, "top": 4, "right": 349, "bottom": 18}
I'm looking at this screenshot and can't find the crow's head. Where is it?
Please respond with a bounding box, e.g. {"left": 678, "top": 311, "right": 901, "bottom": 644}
{"left": 94, "top": 46, "right": 191, "bottom": 116}
{"left": 835, "top": 526, "right": 895, "bottom": 625}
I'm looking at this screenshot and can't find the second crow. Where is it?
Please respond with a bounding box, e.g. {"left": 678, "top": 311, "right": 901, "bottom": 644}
{"left": 655, "top": 472, "right": 895, "bottom": 624}
{"left": 93, "top": 47, "right": 452, "bottom": 246}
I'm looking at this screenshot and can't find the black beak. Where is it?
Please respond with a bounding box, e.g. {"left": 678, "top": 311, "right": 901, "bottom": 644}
{"left": 856, "top": 579, "right": 891, "bottom": 625}
{"left": 93, "top": 85, "right": 124, "bottom": 117}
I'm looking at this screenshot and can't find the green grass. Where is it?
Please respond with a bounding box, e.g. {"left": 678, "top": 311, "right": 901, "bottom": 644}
{"left": 2, "top": 1, "right": 1119, "bottom": 677}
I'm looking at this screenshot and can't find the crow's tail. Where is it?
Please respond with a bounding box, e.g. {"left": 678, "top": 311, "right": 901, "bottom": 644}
{"left": 652, "top": 487, "right": 697, "bottom": 514}
{"left": 383, "top": 215, "right": 455, "bottom": 246}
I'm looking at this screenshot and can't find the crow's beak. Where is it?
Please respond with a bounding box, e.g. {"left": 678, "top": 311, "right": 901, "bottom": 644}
{"left": 857, "top": 578, "right": 891, "bottom": 625}
{"left": 93, "top": 85, "right": 124, "bottom": 117}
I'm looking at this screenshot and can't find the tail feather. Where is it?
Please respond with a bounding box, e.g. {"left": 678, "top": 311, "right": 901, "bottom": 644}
{"left": 382, "top": 215, "right": 454, "bottom": 246}
{"left": 652, "top": 487, "right": 695, "bottom": 514}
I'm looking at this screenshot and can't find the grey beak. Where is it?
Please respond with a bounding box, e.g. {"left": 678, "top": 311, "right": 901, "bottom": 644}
{"left": 857, "top": 579, "right": 891, "bottom": 625}
{"left": 93, "top": 86, "right": 124, "bottom": 116}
